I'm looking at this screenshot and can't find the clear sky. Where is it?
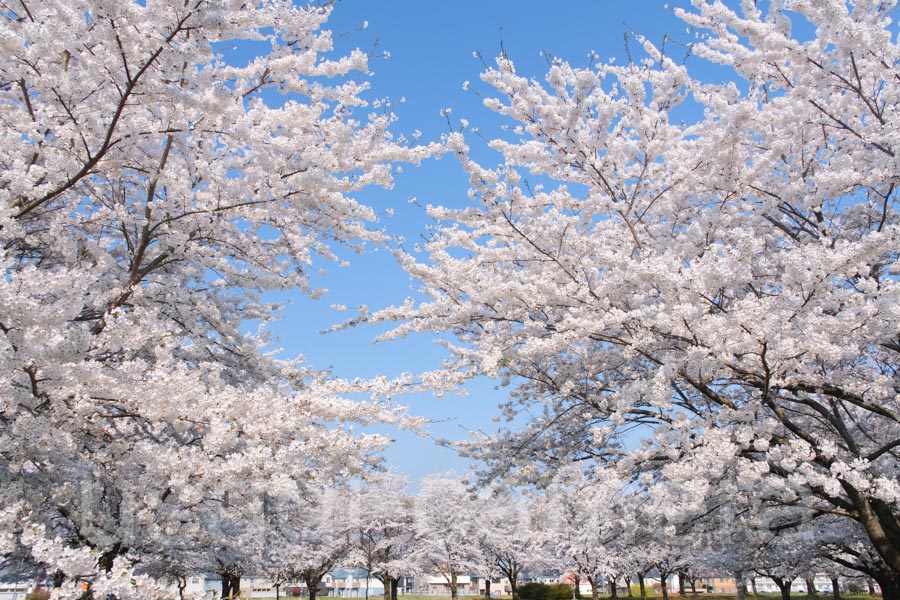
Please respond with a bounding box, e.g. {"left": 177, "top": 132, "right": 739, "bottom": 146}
{"left": 271, "top": 1, "right": 714, "bottom": 487}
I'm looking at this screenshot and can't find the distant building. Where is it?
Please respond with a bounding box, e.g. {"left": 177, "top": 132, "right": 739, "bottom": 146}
{"left": 326, "top": 569, "right": 384, "bottom": 598}
{"left": 559, "top": 571, "right": 600, "bottom": 597}
{"left": 0, "top": 580, "right": 33, "bottom": 600}
{"left": 750, "top": 575, "right": 836, "bottom": 594}
{"left": 423, "top": 574, "right": 478, "bottom": 595}
{"left": 708, "top": 577, "right": 738, "bottom": 594}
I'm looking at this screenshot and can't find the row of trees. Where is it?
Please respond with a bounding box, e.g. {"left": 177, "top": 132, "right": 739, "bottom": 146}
{"left": 1, "top": 0, "right": 898, "bottom": 598}
{"left": 5, "top": 459, "right": 877, "bottom": 600}
{"left": 401, "top": 472, "right": 880, "bottom": 600}
{"left": 179, "top": 470, "right": 882, "bottom": 600}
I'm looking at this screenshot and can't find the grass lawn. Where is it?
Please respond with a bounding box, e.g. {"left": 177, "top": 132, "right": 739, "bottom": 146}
{"left": 392, "top": 592, "right": 881, "bottom": 600}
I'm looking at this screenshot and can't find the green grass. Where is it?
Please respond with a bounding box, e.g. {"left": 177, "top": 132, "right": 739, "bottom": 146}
{"left": 393, "top": 595, "right": 882, "bottom": 600}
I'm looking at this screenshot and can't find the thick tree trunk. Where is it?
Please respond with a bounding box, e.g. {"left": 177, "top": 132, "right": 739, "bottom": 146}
{"left": 221, "top": 574, "right": 241, "bottom": 600}
{"left": 844, "top": 485, "right": 900, "bottom": 577}
{"left": 831, "top": 578, "right": 841, "bottom": 600}
{"left": 391, "top": 578, "right": 399, "bottom": 600}
{"left": 872, "top": 571, "right": 900, "bottom": 600}
{"left": 611, "top": 577, "right": 618, "bottom": 599}
{"left": 771, "top": 577, "right": 791, "bottom": 600}
{"left": 304, "top": 573, "right": 322, "bottom": 600}
{"left": 625, "top": 576, "right": 633, "bottom": 598}
{"left": 735, "top": 571, "right": 746, "bottom": 600}
{"left": 807, "top": 577, "right": 818, "bottom": 596}
{"left": 451, "top": 572, "right": 458, "bottom": 600}
{"left": 660, "top": 571, "right": 670, "bottom": 600}
{"left": 638, "top": 574, "right": 646, "bottom": 600}
{"left": 511, "top": 580, "right": 520, "bottom": 600}
{"left": 678, "top": 573, "right": 686, "bottom": 597}
{"left": 485, "top": 578, "right": 492, "bottom": 598}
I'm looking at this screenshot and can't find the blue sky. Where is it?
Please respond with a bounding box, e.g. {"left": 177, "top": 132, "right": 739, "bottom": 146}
{"left": 272, "top": 1, "right": 715, "bottom": 487}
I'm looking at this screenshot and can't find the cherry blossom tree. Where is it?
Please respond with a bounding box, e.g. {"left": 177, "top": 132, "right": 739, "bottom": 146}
{"left": 470, "top": 489, "right": 541, "bottom": 600}
{"left": 532, "top": 470, "right": 629, "bottom": 600}
{"left": 369, "top": 0, "right": 900, "bottom": 593}
{"left": 352, "top": 471, "right": 418, "bottom": 600}
{"left": 413, "top": 474, "right": 481, "bottom": 600}
{"left": 750, "top": 524, "right": 826, "bottom": 600}
{"left": 264, "top": 487, "right": 356, "bottom": 600}
{"left": 0, "top": 0, "right": 432, "bottom": 589}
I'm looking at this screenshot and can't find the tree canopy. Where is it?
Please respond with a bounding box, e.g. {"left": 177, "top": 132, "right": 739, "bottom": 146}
{"left": 1, "top": 0, "right": 898, "bottom": 598}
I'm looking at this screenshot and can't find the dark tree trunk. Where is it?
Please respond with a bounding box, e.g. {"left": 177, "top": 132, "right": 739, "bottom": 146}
{"left": 589, "top": 579, "right": 599, "bottom": 600}
{"left": 751, "top": 578, "right": 758, "bottom": 596}
{"left": 610, "top": 577, "right": 618, "bottom": 599}
{"left": 871, "top": 570, "right": 900, "bottom": 600}
{"left": 450, "top": 571, "right": 458, "bottom": 600}
{"left": 678, "top": 573, "right": 686, "bottom": 597}
{"left": 498, "top": 560, "right": 520, "bottom": 600}
{"left": 485, "top": 578, "right": 492, "bottom": 598}
{"left": 660, "top": 570, "right": 670, "bottom": 600}
{"left": 221, "top": 574, "right": 241, "bottom": 600}
{"left": 832, "top": 577, "right": 841, "bottom": 600}
{"left": 303, "top": 572, "right": 324, "bottom": 600}
{"left": 625, "top": 576, "right": 633, "bottom": 598}
{"left": 771, "top": 577, "right": 791, "bottom": 600}
{"left": 638, "top": 573, "right": 646, "bottom": 600}
{"left": 391, "top": 578, "right": 399, "bottom": 600}
{"left": 849, "top": 492, "right": 900, "bottom": 577}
